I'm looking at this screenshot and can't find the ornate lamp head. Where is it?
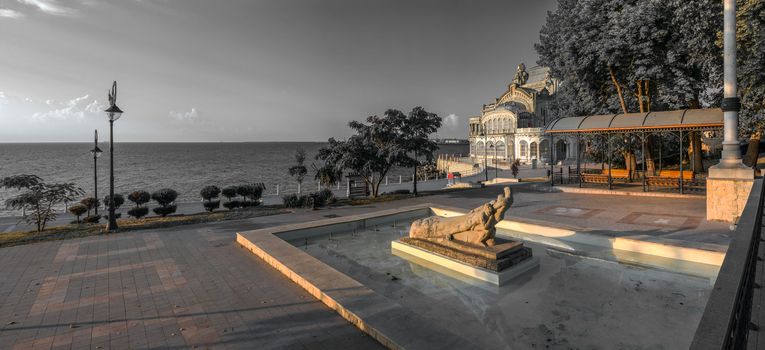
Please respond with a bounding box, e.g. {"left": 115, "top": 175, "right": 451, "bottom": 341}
{"left": 104, "top": 81, "right": 123, "bottom": 121}
{"left": 90, "top": 129, "right": 103, "bottom": 158}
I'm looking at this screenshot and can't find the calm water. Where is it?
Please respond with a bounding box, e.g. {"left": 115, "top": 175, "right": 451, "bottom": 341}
{"left": 0, "top": 142, "right": 467, "bottom": 217}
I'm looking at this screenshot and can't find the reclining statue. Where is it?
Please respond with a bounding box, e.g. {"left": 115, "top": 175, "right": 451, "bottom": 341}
{"left": 409, "top": 187, "right": 513, "bottom": 247}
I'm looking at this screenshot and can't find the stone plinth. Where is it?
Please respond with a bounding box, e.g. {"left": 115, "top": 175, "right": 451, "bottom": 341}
{"left": 706, "top": 164, "right": 754, "bottom": 223}
{"left": 392, "top": 239, "right": 538, "bottom": 285}
{"left": 399, "top": 237, "right": 530, "bottom": 272}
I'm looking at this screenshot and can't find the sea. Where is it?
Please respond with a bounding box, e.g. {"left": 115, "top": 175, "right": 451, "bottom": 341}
{"left": 0, "top": 142, "right": 468, "bottom": 217}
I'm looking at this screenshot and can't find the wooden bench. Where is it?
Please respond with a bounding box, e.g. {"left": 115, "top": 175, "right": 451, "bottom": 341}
{"left": 646, "top": 170, "right": 703, "bottom": 192}
{"left": 580, "top": 173, "right": 609, "bottom": 184}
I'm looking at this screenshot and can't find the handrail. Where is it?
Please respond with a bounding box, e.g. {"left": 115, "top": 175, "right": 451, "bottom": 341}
{"left": 691, "top": 178, "right": 764, "bottom": 349}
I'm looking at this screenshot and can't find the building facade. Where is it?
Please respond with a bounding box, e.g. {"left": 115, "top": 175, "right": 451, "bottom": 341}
{"left": 468, "top": 63, "right": 577, "bottom": 164}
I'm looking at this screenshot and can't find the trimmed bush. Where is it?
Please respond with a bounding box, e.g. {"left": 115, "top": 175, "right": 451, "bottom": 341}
{"left": 310, "top": 188, "right": 336, "bottom": 207}
{"left": 83, "top": 215, "right": 100, "bottom": 223}
{"left": 222, "top": 186, "right": 238, "bottom": 201}
{"left": 282, "top": 194, "right": 301, "bottom": 208}
{"left": 222, "top": 200, "right": 241, "bottom": 210}
{"left": 68, "top": 204, "right": 87, "bottom": 223}
{"left": 152, "top": 189, "right": 178, "bottom": 206}
{"left": 151, "top": 189, "right": 178, "bottom": 217}
{"left": 203, "top": 200, "right": 221, "bottom": 212}
{"left": 200, "top": 185, "right": 221, "bottom": 201}
{"left": 200, "top": 185, "right": 221, "bottom": 212}
{"left": 80, "top": 197, "right": 100, "bottom": 216}
{"left": 103, "top": 194, "right": 125, "bottom": 209}
{"left": 128, "top": 207, "right": 149, "bottom": 219}
{"left": 128, "top": 190, "right": 151, "bottom": 207}
{"left": 153, "top": 205, "right": 178, "bottom": 217}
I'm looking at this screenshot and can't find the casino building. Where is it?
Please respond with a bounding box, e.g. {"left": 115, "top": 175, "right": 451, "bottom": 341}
{"left": 468, "top": 63, "right": 578, "bottom": 164}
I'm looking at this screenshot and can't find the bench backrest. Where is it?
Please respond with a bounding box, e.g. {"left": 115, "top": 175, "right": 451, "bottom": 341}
{"left": 657, "top": 170, "right": 694, "bottom": 179}
{"left": 607, "top": 169, "right": 630, "bottom": 178}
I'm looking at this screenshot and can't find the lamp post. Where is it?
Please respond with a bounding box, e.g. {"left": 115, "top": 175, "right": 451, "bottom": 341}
{"left": 479, "top": 127, "right": 488, "bottom": 182}
{"left": 719, "top": 0, "right": 744, "bottom": 168}
{"left": 493, "top": 144, "right": 498, "bottom": 179}
{"left": 89, "top": 130, "right": 103, "bottom": 216}
{"left": 104, "top": 81, "right": 123, "bottom": 232}
{"left": 488, "top": 144, "right": 495, "bottom": 180}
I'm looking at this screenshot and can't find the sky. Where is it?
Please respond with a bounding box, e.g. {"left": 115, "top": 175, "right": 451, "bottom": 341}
{"left": 0, "top": 0, "right": 557, "bottom": 142}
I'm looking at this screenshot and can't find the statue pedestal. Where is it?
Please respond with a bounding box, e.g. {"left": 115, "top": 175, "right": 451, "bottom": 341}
{"left": 706, "top": 164, "right": 754, "bottom": 223}
{"left": 392, "top": 238, "right": 537, "bottom": 285}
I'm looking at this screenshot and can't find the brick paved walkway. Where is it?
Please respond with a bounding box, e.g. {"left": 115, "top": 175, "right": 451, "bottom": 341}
{"left": 0, "top": 219, "right": 381, "bottom": 349}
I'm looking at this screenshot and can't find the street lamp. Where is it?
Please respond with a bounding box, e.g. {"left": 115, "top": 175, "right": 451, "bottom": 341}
{"left": 104, "top": 81, "right": 123, "bottom": 232}
{"left": 493, "top": 144, "right": 498, "bottom": 179}
{"left": 89, "top": 129, "right": 103, "bottom": 216}
{"left": 488, "top": 144, "right": 496, "bottom": 181}
{"left": 479, "top": 126, "right": 488, "bottom": 182}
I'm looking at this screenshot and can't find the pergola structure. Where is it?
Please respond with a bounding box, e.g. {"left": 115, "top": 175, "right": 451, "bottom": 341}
{"left": 544, "top": 108, "right": 724, "bottom": 193}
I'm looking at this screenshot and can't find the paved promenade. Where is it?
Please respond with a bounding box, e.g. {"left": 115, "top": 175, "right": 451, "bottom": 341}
{"left": 0, "top": 184, "right": 728, "bottom": 349}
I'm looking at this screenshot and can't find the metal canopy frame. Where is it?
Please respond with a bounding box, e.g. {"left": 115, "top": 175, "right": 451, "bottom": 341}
{"left": 545, "top": 108, "right": 724, "bottom": 193}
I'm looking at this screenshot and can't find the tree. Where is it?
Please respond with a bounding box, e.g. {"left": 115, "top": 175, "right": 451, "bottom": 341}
{"left": 151, "top": 189, "right": 178, "bottom": 217}
{"left": 68, "top": 204, "right": 88, "bottom": 223}
{"left": 236, "top": 184, "right": 253, "bottom": 203}
{"left": 222, "top": 186, "right": 238, "bottom": 202}
{"left": 736, "top": 0, "right": 765, "bottom": 167}
{"left": 80, "top": 197, "right": 99, "bottom": 217}
{"left": 317, "top": 109, "right": 412, "bottom": 197}
{"left": 128, "top": 190, "right": 151, "bottom": 208}
{"left": 103, "top": 194, "right": 125, "bottom": 210}
{"left": 399, "top": 107, "right": 441, "bottom": 195}
{"left": 128, "top": 207, "right": 149, "bottom": 219}
{"left": 1, "top": 175, "right": 83, "bottom": 232}
{"left": 312, "top": 162, "right": 343, "bottom": 188}
{"left": 536, "top": 0, "right": 733, "bottom": 175}
{"left": 236, "top": 184, "right": 263, "bottom": 207}
{"left": 288, "top": 148, "right": 308, "bottom": 193}
{"left": 200, "top": 185, "right": 221, "bottom": 212}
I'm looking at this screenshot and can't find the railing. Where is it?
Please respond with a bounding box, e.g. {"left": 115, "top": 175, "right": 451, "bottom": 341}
{"left": 691, "top": 178, "right": 764, "bottom": 349}
{"left": 258, "top": 169, "right": 486, "bottom": 199}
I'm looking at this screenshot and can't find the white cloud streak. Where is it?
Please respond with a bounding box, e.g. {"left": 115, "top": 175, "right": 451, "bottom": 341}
{"left": 0, "top": 9, "right": 24, "bottom": 18}
{"left": 16, "top": 0, "right": 74, "bottom": 16}
{"left": 30, "top": 94, "right": 105, "bottom": 121}
{"left": 170, "top": 108, "right": 198, "bottom": 121}
{"left": 443, "top": 113, "right": 460, "bottom": 131}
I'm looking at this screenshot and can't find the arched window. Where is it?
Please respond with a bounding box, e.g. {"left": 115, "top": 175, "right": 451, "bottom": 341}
{"left": 495, "top": 141, "right": 506, "bottom": 159}
{"left": 519, "top": 140, "right": 528, "bottom": 159}
{"left": 486, "top": 141, "right": 494, "bottom": 157}
{"left": 530, "top": 142, "right": 538, "bottom": 159}
{"left": 477, "top": 141, "right": 485, "bottom": 156}
{"left": 539, "top": 139, "right": 550, "bottom": 159}
{"left": 508, "top": 141, "right": 515, "bottom": 159}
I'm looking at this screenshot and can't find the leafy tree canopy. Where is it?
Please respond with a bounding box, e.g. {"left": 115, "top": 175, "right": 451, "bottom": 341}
{"left": 2, "top": 174, "right": 83, "bottom": 232}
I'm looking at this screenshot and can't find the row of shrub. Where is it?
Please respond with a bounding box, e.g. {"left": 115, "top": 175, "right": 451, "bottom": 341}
{"left": 68, "top": 189, "right": 179, "bottom": 222}
{"left": 282, "top": 188, "right": 336, "bottom": 209}
{"left": 200, "top": 184, "right": 264, "bottom": 212}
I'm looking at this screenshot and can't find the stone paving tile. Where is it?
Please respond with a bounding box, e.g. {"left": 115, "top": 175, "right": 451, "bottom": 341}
{"left": 0, "top": 220, "right": 382, "bottom": 349}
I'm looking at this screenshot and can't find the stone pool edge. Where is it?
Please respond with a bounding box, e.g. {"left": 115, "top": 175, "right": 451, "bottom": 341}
{"left": 236, "top": 204, "right": 478, "bottom": 350}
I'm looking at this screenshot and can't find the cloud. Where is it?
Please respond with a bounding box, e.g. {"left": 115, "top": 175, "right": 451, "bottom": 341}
{"left": 442, "top": 113, "right": 460, "bottom": 131}
{"left": 16, "top": 0, "right": 74, "bottom": 16}
{"left": 0, "top": 9, "right": 24, "bottom": 18}
{"left": 170, "top": 108, "right": 198, "bottom": 121}
{"left": 30, "top": 94, "right": 106, "bottom": 121}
